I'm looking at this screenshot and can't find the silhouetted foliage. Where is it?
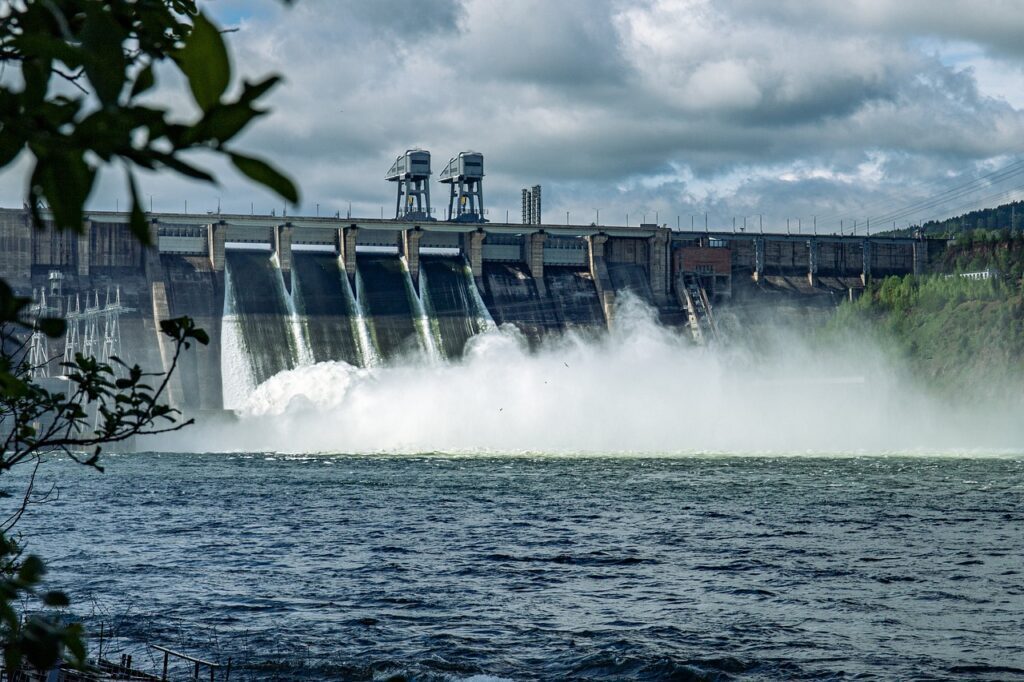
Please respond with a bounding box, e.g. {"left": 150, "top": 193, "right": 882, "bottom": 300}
{"left": 0, "top": 0, "right": 295, "bottom": 674}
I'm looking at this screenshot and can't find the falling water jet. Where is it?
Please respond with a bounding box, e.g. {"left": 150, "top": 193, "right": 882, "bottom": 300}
{"left": 220, "top": 261, "right": 257, "bottom": 410}
{"left": 280, "top": 262, "right": 314, "bottom": 367}
{"left": 465, "top": 258, "right": 496, "bottom": 332}
{"left": 402, "top": 257, "right": 441, "bottom": 363}
{"left": 351, "top": 267, "right": 380, "bottom": 367}
{"left": 417, "top": 263, "right": 447, "bottom": 357}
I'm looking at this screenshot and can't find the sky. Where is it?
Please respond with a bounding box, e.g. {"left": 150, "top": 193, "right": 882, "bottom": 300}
{"left": 5, "top": 0, "right": 1024, "bottom": 232}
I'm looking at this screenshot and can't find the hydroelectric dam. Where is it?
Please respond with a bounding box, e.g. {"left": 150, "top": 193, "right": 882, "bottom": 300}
{"left": 0, "top": 151, "right": 934, "bottom": 413}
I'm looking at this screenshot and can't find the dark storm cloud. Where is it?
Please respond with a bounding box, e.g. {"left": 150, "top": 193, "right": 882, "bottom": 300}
{"left": 4, "top": 0, "right": 1024, "bottom": 223}
{"left": 449, "top": 0, "right": 629, "bottom": 87}
{"left": 723, "top": 0, "right": 1024, "bottom": 59}
{"left": 330, "top": 0, "right": 463, "bottom": 38}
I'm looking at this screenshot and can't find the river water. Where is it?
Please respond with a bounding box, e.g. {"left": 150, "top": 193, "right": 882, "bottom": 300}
{"left": 11, "top": 453, "right": 1024, "bottom": 681}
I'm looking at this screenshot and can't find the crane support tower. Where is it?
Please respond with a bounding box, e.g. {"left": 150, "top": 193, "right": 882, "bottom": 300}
{"left": 440, "top": 151, "right": 486, "bottom": 222}
{"left": 386, "top": 149, "right": 434, "bottom": 221}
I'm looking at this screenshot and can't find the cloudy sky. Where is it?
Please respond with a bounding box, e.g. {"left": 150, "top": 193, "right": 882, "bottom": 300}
{"left": 6, "top": 0, "right": 1024, "bottom": 232}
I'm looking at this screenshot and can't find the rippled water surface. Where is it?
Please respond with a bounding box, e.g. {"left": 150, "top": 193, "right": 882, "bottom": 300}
{"left": 11, "top": 454, "right": 1024, "bottom": 680}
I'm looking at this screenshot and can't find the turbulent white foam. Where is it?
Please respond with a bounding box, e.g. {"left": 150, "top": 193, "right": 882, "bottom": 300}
{"left": 159, "top": 294, "right": 1024, "bottom": 455}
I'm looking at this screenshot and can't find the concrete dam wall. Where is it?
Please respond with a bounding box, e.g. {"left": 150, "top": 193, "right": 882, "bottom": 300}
{"left": 0, "top": 208, "right": 930, "bottom": 412}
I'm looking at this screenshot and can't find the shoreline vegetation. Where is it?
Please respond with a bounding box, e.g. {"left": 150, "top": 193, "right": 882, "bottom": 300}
{"left": 825, "top": 233, "right": 1024, "bottom": 398}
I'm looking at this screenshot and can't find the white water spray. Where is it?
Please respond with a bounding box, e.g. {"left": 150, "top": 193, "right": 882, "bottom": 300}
{"left": 162, "top": 294, "right": 1024, "bottom": 455}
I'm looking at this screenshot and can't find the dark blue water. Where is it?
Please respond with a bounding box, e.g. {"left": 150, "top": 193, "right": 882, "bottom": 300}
{"left": 9, "top": 454, "right": 1024, "bottom": 681}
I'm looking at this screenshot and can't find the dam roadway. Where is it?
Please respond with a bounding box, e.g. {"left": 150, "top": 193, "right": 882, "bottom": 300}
{"left": 0, "top": 207, "right": 935, "bottom": 412}
{"left": 1, "top": 207, "right": 928, "bottom": 290}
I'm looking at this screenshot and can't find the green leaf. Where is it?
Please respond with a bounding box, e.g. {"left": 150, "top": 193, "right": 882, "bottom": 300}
{"left": 80, "top": 6, "right": 129, "bottom": 106}
{"left": 42, "top": 591, "right": 70, "bottom": 608}
{"left": 37, "top": 317, "right": 66, "bottom": 338}
{"left": 238, "top": 75, "right": 282, "bottom": 107}
{"left": 64, "top": 623, "right": 87, "bottom": 664}
{"left": 130, "top": 63, "right": 156, "bottom": 98}
{"left": 18, "top": 555, "right": 45, "bottom": 584}
{"left": 30, "top": 153, "right": 95, "bottom": 232}
{"left": 127, "top": 173, "right": 151, "bottom": 245}
{"left": 152, "top": 152, "right": 215, "bottom": 183}
{"left": 0, "top": 132, "right": 23, "bottom": 169}
{"left": 229, "top": 152, "right": 299, "bottom": 204}
{"left": 173, "top": 12, "right": 230, "bottom": 112}
{"left": 159, "top": 318, "right": 183, "bottom": 339}
{"left": 0, "top": 370, "right": 29, "bottom": 399}
{"left": 192, "top": 102, "right": 262, "bottom": 145}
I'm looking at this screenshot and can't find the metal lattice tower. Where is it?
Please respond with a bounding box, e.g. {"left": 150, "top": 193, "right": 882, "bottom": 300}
{"left": 64, "top": 294, "right": 81, "bottom": 367}
{"left": 26, "top": 271, "right": 64, "bottom": 378}
{"left": 80, "top": 291, "right": 101, "bottom": 361}
{"left": 100, "top": 287, "right": 127, "bottom": 364}
{"left": 440, "top": 151, "right": 485, "bottom": 222}
{"left": 521, "top": 185, "right": 542, "bottom": 225}
{"left": 386, "top": 149, "right": 434, "bottom": 220}
{"left": 27, "top": 290, "right": 50, "bottom": 378}
{"left": 61, "top": 288, "right": 133, "bottom": 371}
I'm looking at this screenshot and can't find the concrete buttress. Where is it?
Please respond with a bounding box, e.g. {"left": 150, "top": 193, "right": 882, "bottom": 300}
{"left": 0, "top": 211, "right": 32, "bottom": 288}
{"left": 648, "top": 228, "right": 670, "bottom": 299}
{"left": 274, "top": 223, "right": 294, "bottom": 292}
{"left": 913, "top": 239, "right": 927, "bottom": 275}
{"left": 337, "top": 226, "right": 358, "bottom": 285}
{"left": 401, "top": 227, "right": 423, "bottom": 290}
{"left": 526, "top": 231, "right": 547, "bottom": 296}
{"left": 77, "top": 221, "right": 91, "bottom": 277}
{"left": 861, "top": 239, "right": 872, "bottom": 285}
{"left": 464, "top": 230, "right": 485, "bottom": 285}
{"left": 753, "top": 237, "right": 765, "bottom": 282}
{"left": 208, "top": 222, "right": 226, "bottom": 271}
{"left": 588, "top": 233, "right": 615, "bottom": 327}
{"left": 150, "top": 280, "right": 185, "bottom": 409}
{"left": 808, "top": 238, "right": 819, "bottom": 287}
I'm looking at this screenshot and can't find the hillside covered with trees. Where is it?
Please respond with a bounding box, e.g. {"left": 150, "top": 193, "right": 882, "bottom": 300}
{"left": 887, "top": 199, "right": 1024, "bottom": 237}
{"left": 828, "top": 273, "right": 1024, "bottom": 397}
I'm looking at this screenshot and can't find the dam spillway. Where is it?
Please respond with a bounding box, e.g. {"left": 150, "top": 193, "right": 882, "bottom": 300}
{"left": 420, "top": 255, "right": 488, "bottom": 359}
{"left": 356, "top": 253, "right": 424, "bottom": 362}
{"left": 481, "top": 262, "right": 561, "bottom": 345}
{"left": 0, "top": 207, "right": 934, "bottom": 413}
{"left": 292, "top": 252, "right": 362, "bottom": 367}
{"left": 225, "top": 250, "right": 302, "bottom": 387}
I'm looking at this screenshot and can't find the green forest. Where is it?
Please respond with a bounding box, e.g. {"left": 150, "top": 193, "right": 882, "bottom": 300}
{"left": 888, "top": 199, "right": 1024, "bottom": 237}
{"left": 828, "top": 272, "right": 1024, "bottom": 397}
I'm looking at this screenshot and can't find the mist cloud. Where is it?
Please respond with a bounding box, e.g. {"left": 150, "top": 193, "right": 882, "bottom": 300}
{"left": 153, "top": 295, "right": 1024, "bottom": 455}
